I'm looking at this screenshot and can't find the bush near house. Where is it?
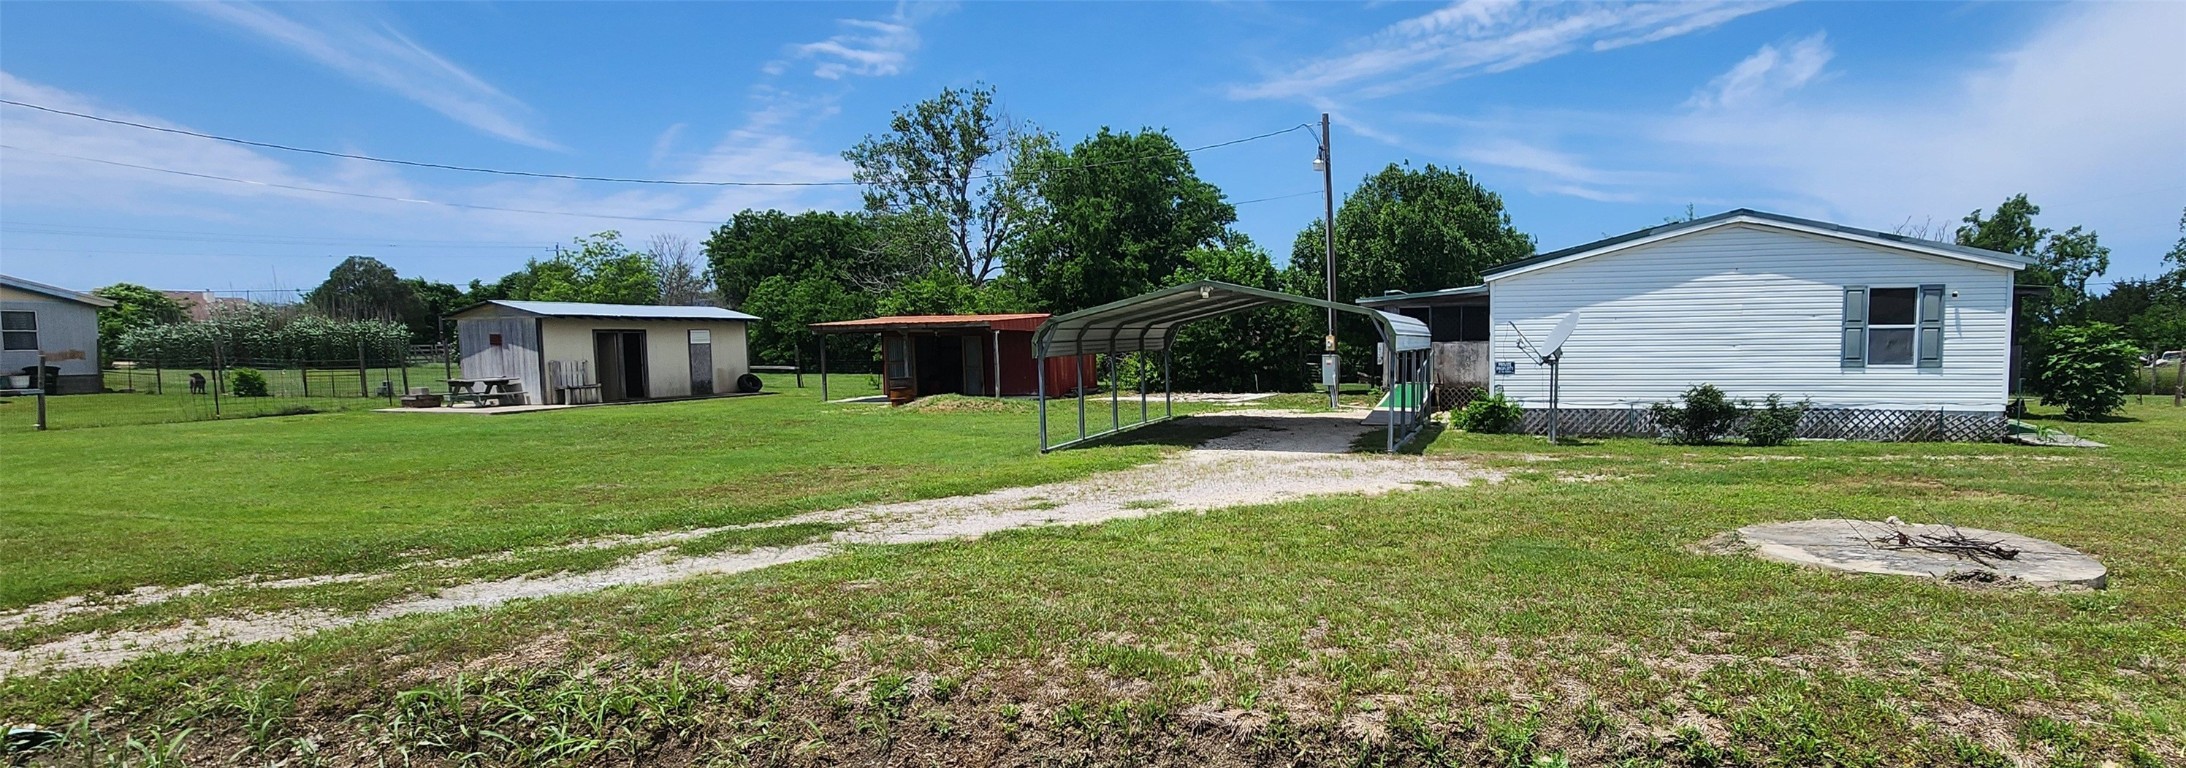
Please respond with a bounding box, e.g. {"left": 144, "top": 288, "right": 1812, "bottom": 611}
{"left": 2041, "top": 322, "right": 2142, "bottom": 420}
{"left": 1452, "top": 391, "right": 1523, "bottom": 433}
{"left": 1648, "top": 384, "right": 1743, "bottom": 445}
{"left": 1743, "top": 394, "right": 1810, "bottom": 447}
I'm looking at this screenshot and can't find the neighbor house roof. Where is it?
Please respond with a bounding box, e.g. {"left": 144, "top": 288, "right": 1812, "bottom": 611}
{"left": 0, "top": 274, "right": 117, "bottom": 308}
{"left": 1355, "top": 284, "right": 1489, "bottom": 307}
{"left": 810, "top": 313, "right": 1051, "bottom": 334}
{"left": 453, "top": 300, "right": 757, "bottom": 321}
{"left": 1481, "top": 209, "right": 2031, "bottom": 282}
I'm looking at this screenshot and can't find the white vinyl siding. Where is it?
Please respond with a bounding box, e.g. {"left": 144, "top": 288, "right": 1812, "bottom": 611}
{"left": 1488, "top": 224, "right": 2014, "bottom": 411}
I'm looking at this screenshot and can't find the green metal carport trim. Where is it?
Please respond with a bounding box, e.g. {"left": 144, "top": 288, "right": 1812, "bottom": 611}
{"left": 1032, "top": 280, "right": 1433, "bottom": 453}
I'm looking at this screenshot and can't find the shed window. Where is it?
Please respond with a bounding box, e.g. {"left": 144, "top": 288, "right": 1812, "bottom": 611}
{"left": 1, "top": 311, "right": 35, "bottom": 351}
{"left": 488, "top": 333, "right": 504, "bottom": 347}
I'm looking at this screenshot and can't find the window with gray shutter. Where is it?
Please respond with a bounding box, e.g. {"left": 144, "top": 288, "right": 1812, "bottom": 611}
{"left": 1865, "top": 287, "right": 1918, "bottom": 366}
{"left": 1917, "top": 284, "right": 1945, "bottom": 368}
{"left": 1840, "top": 287, "right": 1866, "bottom": 368}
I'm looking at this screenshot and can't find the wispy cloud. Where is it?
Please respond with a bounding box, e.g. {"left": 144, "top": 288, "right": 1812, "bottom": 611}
{"left": 1233, "top": 0, "right": 1786, "bottom": 101}
{"left": 179, "top": 2, "right": 559, "bottom": 150}
{"left": 1401, "top": 3, "right": 2186, "bottom": 265}
{"left": 1686, "top": 32, "right": 1832, "bottom": 109}
{"left": 785, "top": 2, "right": 956, "bottom": 80}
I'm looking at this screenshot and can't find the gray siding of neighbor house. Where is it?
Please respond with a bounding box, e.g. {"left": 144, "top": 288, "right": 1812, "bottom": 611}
{"left": 0, "top": 294, "right": 103, "bottom": 394}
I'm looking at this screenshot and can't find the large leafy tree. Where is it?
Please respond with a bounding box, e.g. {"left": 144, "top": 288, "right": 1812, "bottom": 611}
{"left": 399, "top": 278, "right": 465, "bottom": 344}
{"left": 705, "top": 211, "right": 890, "bottom": 366}
{"left": 843, "top": 84, "right": 1053, "bottom": 285}
{"left": 1955, "top": 194, "right": 2048, "bottom": 262}
{"left": 488, "top": 232, "right": 661, "bottom": 305}
{"left": 90, "top": 283, "right": 186, "bottom": 354}
{"left": 704, "top": 210, "right": 880, "bottom": 308}
{"left": 306, "top": 256, "right": 415, "bottom": 321}
{"left": 1284, "top": 163, "right": 1533, "bottom": 372}
{"left": 1011, "top": 128, "right": 1236, "bottom": 313}
{"left": 1165, "top": 235, "right": 1312, "bottom": 391}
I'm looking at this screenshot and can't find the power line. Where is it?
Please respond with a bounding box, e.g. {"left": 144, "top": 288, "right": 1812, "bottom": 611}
{"left": 0, "top": 144, "right": 729, "bottom": 224}
{"left": 1, "top": 98, "right": 1311, "bottom": 187}
{"left": 1232, "top": 189, "right": 1322, "bottom": 206}
{"left": 0, "top": 223, "right": 549, "bottom": 249}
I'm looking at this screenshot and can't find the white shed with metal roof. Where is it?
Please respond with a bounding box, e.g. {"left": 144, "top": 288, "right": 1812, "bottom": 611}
{"left": 450, "top": 300, "right": 757, "bottom": 404}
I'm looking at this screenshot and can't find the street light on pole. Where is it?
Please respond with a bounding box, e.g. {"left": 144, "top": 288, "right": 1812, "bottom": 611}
{"left": 1316, "top": 112, "right": 1338, "bottom": 408}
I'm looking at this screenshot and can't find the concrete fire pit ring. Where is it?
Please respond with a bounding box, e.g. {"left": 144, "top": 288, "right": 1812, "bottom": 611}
{"left": 1733, "top": 518, "right": 2106, "bottom": 589}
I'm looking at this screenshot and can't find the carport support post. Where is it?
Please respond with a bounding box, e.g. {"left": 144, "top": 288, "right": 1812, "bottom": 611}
{"left": 1076, "top": 366, "right": 1086, "bottom": 440}
{"left": 1037, "top": 352, "right": 1048, "bottom": 450}
{"left": 817, "top": 338, "right": 829, "bottom": 402}
{"left": 991, "top": 329, "right": 1001, "bottom": 398}
{"left": 1162, "top": 348, "right": 1171, "bottom": 419}
{"left": 1139, "top": 355, "right": 1147, "bottom": 424}
{"left": 1109, "top": 353, "right": 1120, "bottom": 431}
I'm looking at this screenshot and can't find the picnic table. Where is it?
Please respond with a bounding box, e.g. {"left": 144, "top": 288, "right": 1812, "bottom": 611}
{"left": 444, "top": 377, "right": 523, "bottom": 407}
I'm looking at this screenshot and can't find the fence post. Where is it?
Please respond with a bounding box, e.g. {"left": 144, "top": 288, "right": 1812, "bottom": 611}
{"left": 154, "top": 356, "right": 162, "bottom": 395}
{"left": 357, "top": 339, "right": 369, "bottom": 398}
{"left": 211, "top": 343, "right": 223, "bottom": 417}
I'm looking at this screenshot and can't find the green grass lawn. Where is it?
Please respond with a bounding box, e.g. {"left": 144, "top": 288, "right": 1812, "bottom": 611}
{"left": 2, "top": 397, "right": 2182, "bottom": 766}
{"left": 0, "top": 372, "right": 1167, "bottom": 610}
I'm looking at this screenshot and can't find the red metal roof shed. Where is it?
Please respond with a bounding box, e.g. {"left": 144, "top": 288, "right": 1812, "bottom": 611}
{"left": 809, "top": 314, "right": 1091, "bottom": 402}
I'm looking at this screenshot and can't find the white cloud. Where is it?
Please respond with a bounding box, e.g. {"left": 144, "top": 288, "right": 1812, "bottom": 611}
{"left": 785, "top": 2, "right": 956, "bottom": 80}
{"left": 178, "top": 2, "right": 560, "bottom": 150}
{"left": 1400, "top": 3, "right": 2186, "bottom": 271}
{"left": 1687, "top": 32, "right": 1832, "bottom": 109}
{"left": 0, "top": 72, "right": 854, "bottom": 274}
{"left": 1232, "top": 0, "right": 1786, "bottom": 101}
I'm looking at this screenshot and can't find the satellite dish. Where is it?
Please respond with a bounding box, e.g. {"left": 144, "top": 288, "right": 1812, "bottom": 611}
{"left": 1541, "top": 312, "right": 1580, "bottom": 360}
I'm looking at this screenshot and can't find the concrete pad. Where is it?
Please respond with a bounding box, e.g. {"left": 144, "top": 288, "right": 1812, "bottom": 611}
{"left": 1734, "top": 518, "right": 2106, "bottom": 588}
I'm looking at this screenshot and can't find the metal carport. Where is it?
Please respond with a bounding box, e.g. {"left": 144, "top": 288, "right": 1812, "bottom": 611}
{"left": 1032, "top": 280, "right": 1435, "bottom": 453}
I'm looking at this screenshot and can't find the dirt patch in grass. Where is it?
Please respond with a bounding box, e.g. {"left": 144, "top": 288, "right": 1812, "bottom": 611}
{"left": 1, "top": 412, "right": 1496, "bottom": 679}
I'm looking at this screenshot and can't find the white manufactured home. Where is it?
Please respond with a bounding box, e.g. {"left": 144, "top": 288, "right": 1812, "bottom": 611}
{"left": 1362, "top": 210, "right": 2032, "bottom": 441}
{"left": 450, "top": 301, "right": 756, "bottom": 405}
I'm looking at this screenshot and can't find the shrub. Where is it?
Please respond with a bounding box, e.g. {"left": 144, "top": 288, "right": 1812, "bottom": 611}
{"left": 1649, "top": 384, "right": 1742, "bottom": 445}
{"left": 2039, "top": 323, "right": 2141, "bottom": 420}
{"left": 1743, "top": 394, "right": 1809, "bottom": 446}
{"left": 1453, "top": 391, "right": 1523, "bottom": 433}
{"left": 231, "top": 368, "right": 270, "bottom": 398}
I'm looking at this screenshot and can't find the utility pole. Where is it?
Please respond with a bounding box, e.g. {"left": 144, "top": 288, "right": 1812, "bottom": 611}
{"left": 1318, "top": 112, "right": 1339, "bottom": 408}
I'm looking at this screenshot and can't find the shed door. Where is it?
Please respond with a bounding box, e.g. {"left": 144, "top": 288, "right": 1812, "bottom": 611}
{"left": 688, "top": 329, "right": 713, "bottom": 395}
{"left": 960, "top": 336, "right": 984, "bottom": 396}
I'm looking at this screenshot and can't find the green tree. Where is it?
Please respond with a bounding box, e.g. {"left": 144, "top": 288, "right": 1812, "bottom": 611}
{"left": 1011, "top": 128, "right": 1236, "bottom": 312}
{"left": 2038, "top": 322, "right": 2140, "bottom": 420}
{"left": 492, "top": 232, "right": 661, "bottom": 305}
{"left": 1284, "top": 162, "right": 1533, "bottom": 373}
{"left": 704, "top": 210, "right": 880, "bottom": 307}
{"left": 741, "top": 273, "right": 877, "bottom": 368}
{"left": 1164, "top": 235, "right": 1312, "bottom": 391}
{"left": 875, "top": 267, "right": 1031, "bottom": 316}
{"left": 90, "top": 283, "right": 186, "bottom": 354}
{"left": 399, "top": 278, "right": 465, "bottom": 344}
{"left": 1955, "top": 194, "right": 2048, "bottom": 261}
{"left": 2032, "top": 226, "right": 2110, "bottom": 324}
{"left": 306, "top": 256, "right": 415, "bottom": 321}
{"left": 843, "top": 84, "right": 1053, "bottom": 285}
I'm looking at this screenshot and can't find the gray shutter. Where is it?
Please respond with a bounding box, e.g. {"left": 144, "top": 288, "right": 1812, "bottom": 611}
{"left": 1917, "top": 284, "right": 1945, "bottom": 368}
{"left": 1841, "top": 286, "right": 1867, "bottom": 368}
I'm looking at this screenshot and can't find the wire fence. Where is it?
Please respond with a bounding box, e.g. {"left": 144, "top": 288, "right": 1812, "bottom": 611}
{"left": 0, "top": 350, "right": 459, "bottom": 431}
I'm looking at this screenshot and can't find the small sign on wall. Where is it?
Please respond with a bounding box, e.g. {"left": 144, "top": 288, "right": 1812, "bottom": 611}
{"left": 1494, "top": 360, "right": 1516, "bottom": 376}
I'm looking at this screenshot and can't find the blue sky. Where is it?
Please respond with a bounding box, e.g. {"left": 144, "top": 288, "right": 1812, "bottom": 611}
{"left": 2, "top": 1, "right": 2181, "bottom": 296}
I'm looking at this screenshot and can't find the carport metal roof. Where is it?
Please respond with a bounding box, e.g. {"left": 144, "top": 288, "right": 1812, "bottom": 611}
{"left": 1032, "top": 280, "right": 1429, "bottom": 357}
